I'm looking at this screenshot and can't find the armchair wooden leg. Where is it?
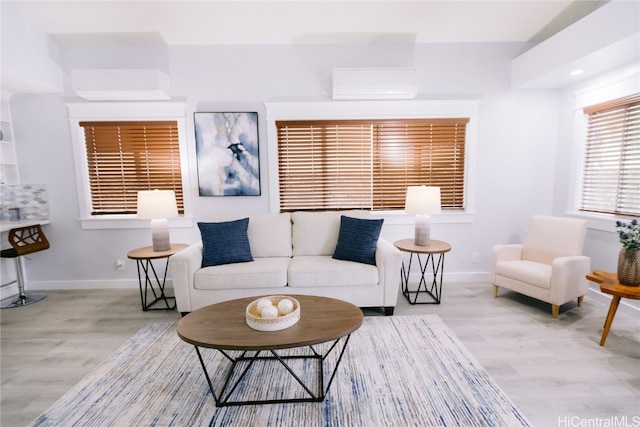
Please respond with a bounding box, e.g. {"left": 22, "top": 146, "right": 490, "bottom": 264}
{"left": 577, "top": 296, "right": 584, "bottom": 307}
{"left": 493, "top": 285, "right": 499, "bottom": 297}
{"left": 552, "top": 304, "right": 559, "bottom": 319}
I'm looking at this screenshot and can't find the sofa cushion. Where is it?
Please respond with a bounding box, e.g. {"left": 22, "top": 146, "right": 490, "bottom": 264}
{"left": 288, "top": 255, "right": 378, "bottom": 287}
{"left": 332, "top": 215, "right": 383, "bottom": 265}
{"left": 291, "top": 210, "right": 371, "bottom": 256}
{"left": 207, "top": 213, "right": 292, "bottom": 258}
{"left": 198, "top": 218, "right": 253, "bottom": 267}
{"left": 247, "top": 213, "right": 292, "bottom": 258}
{"left": 194, "top": 257, "right": 290, "bottom": 290}
{"left": 495, "top": 260, "right": 552, "bottom": 290}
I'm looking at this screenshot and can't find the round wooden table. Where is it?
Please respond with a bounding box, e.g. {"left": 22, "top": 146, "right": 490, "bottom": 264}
{"left": 394, "top": 239, "right": 452, "bottom": 304}
{"left": 177, "top": 295, "right": 363, "bottom": 406}
{"left": 586, "top": 270, "right": 640, "bottom": 346}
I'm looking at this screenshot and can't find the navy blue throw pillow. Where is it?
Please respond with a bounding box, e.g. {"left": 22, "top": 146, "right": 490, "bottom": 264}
{"left": 198, "top": 218, "right": 253, "bottom": 267}
{"left": 332, "top": 216, "right": 384, "bottom": 265}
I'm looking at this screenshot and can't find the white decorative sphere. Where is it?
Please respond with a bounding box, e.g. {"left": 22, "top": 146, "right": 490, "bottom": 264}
{"left": 260, "top": 305, "right": 279, "bottom": 319}
{"left": 256, "top": 298, "right": 273, "bottom": 311}
{"left": 277, "top": 298, "right": 294, "bottom": 315}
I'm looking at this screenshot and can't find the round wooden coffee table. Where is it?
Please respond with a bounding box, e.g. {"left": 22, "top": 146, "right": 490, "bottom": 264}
{"left": 177, "top": 295, "right": 363, "bottom": 406}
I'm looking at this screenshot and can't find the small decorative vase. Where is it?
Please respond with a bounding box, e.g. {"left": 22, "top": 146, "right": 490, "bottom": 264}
{"left": 617, "top": 248, "right": 640, "bottom": 287}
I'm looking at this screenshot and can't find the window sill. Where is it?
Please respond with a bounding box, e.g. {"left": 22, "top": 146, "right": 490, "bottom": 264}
{"left": 79, "top": 215, "right": 194, "bottom": 230}
{"left": 564, "top": 211, "right": 623, "bottom": 233}
{"left": 373, "top": 210, "right": 476, "bottom": 225}
{"left": 79, "top": 211, "right": 475, "bottom": 230}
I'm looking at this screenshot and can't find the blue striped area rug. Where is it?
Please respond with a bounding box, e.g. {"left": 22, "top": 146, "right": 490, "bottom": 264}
{"left": 31, "top": 315, "right": 530, "bottom": 427}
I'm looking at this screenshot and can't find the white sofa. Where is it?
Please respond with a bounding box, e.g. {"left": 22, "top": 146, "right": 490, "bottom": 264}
{"left": 168, "top": 211, "right": 403, "bottom": 315}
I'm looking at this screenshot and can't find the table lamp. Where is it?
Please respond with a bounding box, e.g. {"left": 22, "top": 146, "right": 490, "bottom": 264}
{"left": 137, "top": 190, "right": 178, "bottom": 252}
{"left": 405, "top": 186, "right": 441, "bottom": 246}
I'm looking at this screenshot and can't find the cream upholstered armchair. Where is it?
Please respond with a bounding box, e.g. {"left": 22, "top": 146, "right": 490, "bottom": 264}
{"left": 491, "top": 216, "right": 591, "bottom": 318}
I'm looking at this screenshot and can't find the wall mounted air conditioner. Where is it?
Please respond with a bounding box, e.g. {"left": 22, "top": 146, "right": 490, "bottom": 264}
{"left": 72, "top": 69, "right": 171, "bottom": 101}
{"left": 332, "top": 67, "right": 418, "bottom": 100}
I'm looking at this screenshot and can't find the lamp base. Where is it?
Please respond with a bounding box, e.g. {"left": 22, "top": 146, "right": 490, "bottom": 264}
{"left": 150, "top": 218, "right": 171, "bottom": 252}
{"left": 414, "top": 214, "right": 431, "bottom": 246}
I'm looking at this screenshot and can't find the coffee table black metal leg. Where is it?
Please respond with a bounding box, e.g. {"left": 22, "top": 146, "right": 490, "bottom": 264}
{"left": 320, "top": 333, "right": 351, "bottom": 394}
{"left": 195, "top": 346, "right": 218, "bottom": 404}
{"left": 192, "top": 335, "right": 353, "bottom": 406}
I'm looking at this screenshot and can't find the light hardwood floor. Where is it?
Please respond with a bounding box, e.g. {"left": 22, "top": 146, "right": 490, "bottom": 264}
{"left": 1, "top": 282, "right": 639, "bottom": 427}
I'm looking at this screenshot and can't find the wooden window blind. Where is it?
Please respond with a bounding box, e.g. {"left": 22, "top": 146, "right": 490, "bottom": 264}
{"left": 80, "top": 121, "right": 184, "bottom": 215}
{"left": 276, "top": 118, "right": 468, "bottom": 212}
{"left": 581, "top": 94, "right": 640, "bottom": 216}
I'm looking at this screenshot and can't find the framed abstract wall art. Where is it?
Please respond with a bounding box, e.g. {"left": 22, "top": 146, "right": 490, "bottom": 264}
{"left": 194, "top": 112, "right": 261, "bottom": 196}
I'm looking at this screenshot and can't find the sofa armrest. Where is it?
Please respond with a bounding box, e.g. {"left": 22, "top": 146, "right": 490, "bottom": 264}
{"left": 490, "top": 244, "right": 523, "bottom": 282}
{"left": 549, "top": 255, "right": 591, "bottom": 305}
{"left": 375, "top": 237, "right": 403, "bottom": 308}
{"left": 168, "top": 242, "right": 203, "bottom": 313}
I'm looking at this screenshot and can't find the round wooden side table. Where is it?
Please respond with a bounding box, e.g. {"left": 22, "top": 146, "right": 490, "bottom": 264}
{"left": 127, "top": 243, "right": 188, "bottom": 311}
{"left": 394, "top": 239, "right": 452, "bottom": 304}
{"left": 586, "top": 269, "right": 640, "bottom": 346}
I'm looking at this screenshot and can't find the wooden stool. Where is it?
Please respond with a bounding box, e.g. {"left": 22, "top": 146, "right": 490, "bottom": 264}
{"left": 1, "top": 225, "right": 49, "bottom": 308}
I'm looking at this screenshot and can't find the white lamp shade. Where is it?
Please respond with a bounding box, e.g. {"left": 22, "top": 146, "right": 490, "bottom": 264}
{"left": 137, "top": 190, "right": 178, "bottom": 219}
{"left": 404, "top": 186, "right": 441, "bottom": 215}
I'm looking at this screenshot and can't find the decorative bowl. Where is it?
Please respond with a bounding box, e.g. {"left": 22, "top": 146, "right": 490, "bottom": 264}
{"left": 246, "top": 296, "right": 300, "bottom": 331}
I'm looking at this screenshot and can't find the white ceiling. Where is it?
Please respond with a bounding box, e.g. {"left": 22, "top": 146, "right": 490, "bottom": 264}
{"left": 7, "top": 0, "right": 588, "bottom": 47}
{"left": 4, "top": 0, "right": 635, "bottom": 93}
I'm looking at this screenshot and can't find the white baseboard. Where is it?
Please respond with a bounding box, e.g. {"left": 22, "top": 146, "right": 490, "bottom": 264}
{"left": 15, "top": 273, "right": 487, "bottom": 293}
{"left": 0, "top": 283, "right": 19, "bottom": 301}
{"left": 587, "top": 285, "right": 640, "bottom": 319}
{"left": 6, "top": 275, "right": 639, "bottom": 318}
{"left": 443, "top": 272, "right": 491, "bottom": 282}
{"left": 414, "top": 272, "right": 640, "bottom": 317}
{"left": 3, "top": 279, "right": 174, "bottom": 292}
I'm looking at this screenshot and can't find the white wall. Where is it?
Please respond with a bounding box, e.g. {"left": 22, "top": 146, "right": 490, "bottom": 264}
{"left": 0, "top": 2, "right": 63, "bottom": 93}
{"left": 9, "top": 41, "right": 568, "bottom": 289}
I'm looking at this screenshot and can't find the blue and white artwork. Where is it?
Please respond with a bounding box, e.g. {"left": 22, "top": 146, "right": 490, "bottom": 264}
{"left": 194, "top": 112, "right": 260, "bottom": 196}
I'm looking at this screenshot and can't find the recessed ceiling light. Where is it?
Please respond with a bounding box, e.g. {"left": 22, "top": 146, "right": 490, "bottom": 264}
{"left": 570, "top": 69, "right": 584, "bottom": 76}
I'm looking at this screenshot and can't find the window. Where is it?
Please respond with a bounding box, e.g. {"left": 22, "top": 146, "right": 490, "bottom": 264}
{"left": 580, "top": 94, "right": 640, "bottom": 216}
{"left": 276, "top": 118, "right": 468, "bottom": 212}
{"left": 80, "top": 121, "right": 184, "bottom": 215}
{"left": 67, "top": 102, "right": 189, "bottom": 228}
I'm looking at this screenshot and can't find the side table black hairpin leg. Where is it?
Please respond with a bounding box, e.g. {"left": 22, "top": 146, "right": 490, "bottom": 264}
{"left": 394, "top": 239, "right": 452, "bottom": 305}
{"left": 127, "top": 244, "right": 188, "bottom": 311}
